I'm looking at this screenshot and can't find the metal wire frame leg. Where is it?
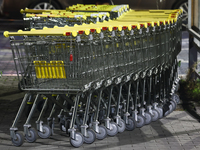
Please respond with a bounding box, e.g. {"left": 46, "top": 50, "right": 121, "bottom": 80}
{"left": 146, "top": 74, "right": 160, "bottom": 121}
{"left": 81, "top": 90, "right": 93, "bottom": 137}
{"left": 131, "top": 79, "right": 139, "bottom": 120}
{"left": 114, "top": 83, "right": 124, "bottom": 127}
{"left": 171, "top": 58, "right": 180, "bottom": 92}
{"left": 68, "top": 93, "right": 81, "bottom": 140}
{"left": 151, "top": 73, "right": 162, "bottom": 116}
{"left": 122, "top": 80, "right": 137, "bottom": 131}
{"left": 161, "top": 69, "right": 168, "bottom": 100}
{"left": 10, "top": 93, "right": 32, "bottom": 140}
{"left": 146, "top": 75, "right": 153, "bottom": 113}
{"left": 146, "top": 75, "right": 152, "bottom": 106}
{"left": 23, "top": 94, "right": 40, "bottom": 139}
{"left": 104, "top": 85, "right": 113, "bottom": 130}
{"left": 140, "top": 76, "right": 153, "bottom": 124}
{"left": 139, "top": 77, "right": 146, "bottom": 117}
{"left": 123, "top": 81, "right": 131, "bottom": 124}
{"left": 92, "top": 88, "right": 103, "bottom": 134}
{"left": 35, "top": 96, "right": 49, "bottom": 134}
{"left": 47, "top": 95, "right": 61, "bottom": 135}
{"left": 158, "top": 69, "right": 164, "bottom": 103}
{"left": 58, "top": 95, "right": 75, "bottom": 135}
{"left": 101, "top": 85, "right": 119, "bottom": 136}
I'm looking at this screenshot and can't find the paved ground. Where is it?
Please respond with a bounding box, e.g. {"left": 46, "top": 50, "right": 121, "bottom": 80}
{"left": 0, "top": 79, "right": 200, "bottom": 150}
{"left": 177, "top": 31, "right": 189, "bottom": 78}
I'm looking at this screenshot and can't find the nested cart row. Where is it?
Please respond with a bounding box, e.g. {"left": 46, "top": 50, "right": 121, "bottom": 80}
{"left": 20, "top": 5, "right": 180, "bottom": 31}
{"left": 20, "top": 4, "right": 127, "bottom": 30}
{"left": 23, "top": 11, "right": 110, "bottom": 30}
{"left": 4, "top": 5, "right": 182, "bottom": 148}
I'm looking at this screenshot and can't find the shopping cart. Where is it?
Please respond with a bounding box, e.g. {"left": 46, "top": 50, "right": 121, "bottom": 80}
{"left": 23, "top": 12, "right": 110, "bottom": 30}
{"left": 21, "top": 7, "right": 111, "bottom": 30}
{"left": 69, "top": 4, "right": 129, "bottom": 19}
{"left": 4, "top": 5, "right": 182, "bottom": 148}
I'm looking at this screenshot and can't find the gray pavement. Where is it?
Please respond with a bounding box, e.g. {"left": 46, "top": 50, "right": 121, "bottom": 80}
{"left": 0, "top": 81, "right": 200, "bottom": 150}
{"left": 0, "top": 30, "right": 200, "bottom": 150}
{"left": 177, "top": 31, "right": 189, "bottom": 78}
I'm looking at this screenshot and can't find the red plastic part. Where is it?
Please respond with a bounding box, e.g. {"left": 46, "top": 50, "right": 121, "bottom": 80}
{"left": 90, "top": 29, "right": 96, "bottom": 33}
{"left": 65, "top": 32, "right": 71, "bottom": 36}
{"left": 78, "top": 30, "right": 84, "bottom": 34}
{"left": 132, "top": 25, "right": 136, "bottom": 29}
{"left": 123, "top": 26, "right": 127, "bottom": 30}
{"left": 102, "top": 27, "right": 108, "bottom": 31}
{"left": 70, "top": 54, "right": 73, "bottom": 62}
{"left": 113, "top": 27, "right": 118, "bottom": 30}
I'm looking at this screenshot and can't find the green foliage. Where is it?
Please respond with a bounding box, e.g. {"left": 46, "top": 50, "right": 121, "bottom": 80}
{"left": 183, "top": 62, "right": 200, "bottom": 101}
{"left": 189, "top": 82, "right": 200, "bottom": 99}
{"left": 178, "top": 60, "right": 181, "bottom": 67}
{"left": 181, "top": 79, "right": 200, "bottom": 101}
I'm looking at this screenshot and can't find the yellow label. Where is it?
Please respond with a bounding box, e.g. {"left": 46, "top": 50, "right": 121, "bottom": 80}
{"left": 34, "top": 61, "right": 66, "bottom": 79}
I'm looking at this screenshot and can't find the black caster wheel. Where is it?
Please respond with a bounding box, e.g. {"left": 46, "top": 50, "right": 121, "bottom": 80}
{"left": 84, "top": 129, "right": 96, "bottom": 144}
{"left": 11, "top": 131, "right": 24, "bottom": 147}
{"left": 136, "top": 114, "right": 145, "bottom": 128}
{"left": 25, "top": 128, "right": 37, "bottom": 143}
{"left": 107, "top": 122, "right": 118, "bottom": 136}
{"left": 144, "top": 112, "right": 152, "bottom": 125}
{"left": 151, "top": 109, "right": 159, "bottom": 122}
{"left": 156, "top": 106, "right": 163, "bottom": 119}
{"left": 96, "top": 125, "right": 107, "bottom": 140}
{"left": 38, "top": 124, "right": 51, "bottom": 139}
{"left": 59, "top": 122, "right": 66, "bottom": 132}
{"left": 118, "top": 119, "right": 126, "bottom": 133}
{"left": 125, "top": 117, "right": 136, "bottom": 131}
{"left": 70, "top": 132, "right": 84, "bottom": 148}
{"left": 170, "top": 100, "right": 177, "bottom": 111}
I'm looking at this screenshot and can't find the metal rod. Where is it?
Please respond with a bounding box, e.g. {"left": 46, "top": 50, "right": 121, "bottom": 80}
{"left": 11, "top": 93, "right": 31, "bottom": 128}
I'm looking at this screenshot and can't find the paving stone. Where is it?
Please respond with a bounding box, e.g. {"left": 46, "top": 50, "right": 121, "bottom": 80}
{"left": 182, "top": 145, "right": 197, "bottom": 150}
{"left": 120, "top": 148, "right": 134, "bottom": 150}
{"left": 170, "top": 147, "right": 184, "bottom": 150}
{"left": 132, "top": 146, "right": 146, "bottom": 150}
{"left": 157, "top": 146, "right": 172, "bottom": 150}
{"left": 133, "top": 148, "right": 146, "bottom": 150}
{"left": 192, "top": 141, "right": 200, "bottom": 145}
{"left": 195, "top": 146, "right": 200, "bottom": 149}
{"left": 108, "top": 147, "right": 121, "bottom": 150}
